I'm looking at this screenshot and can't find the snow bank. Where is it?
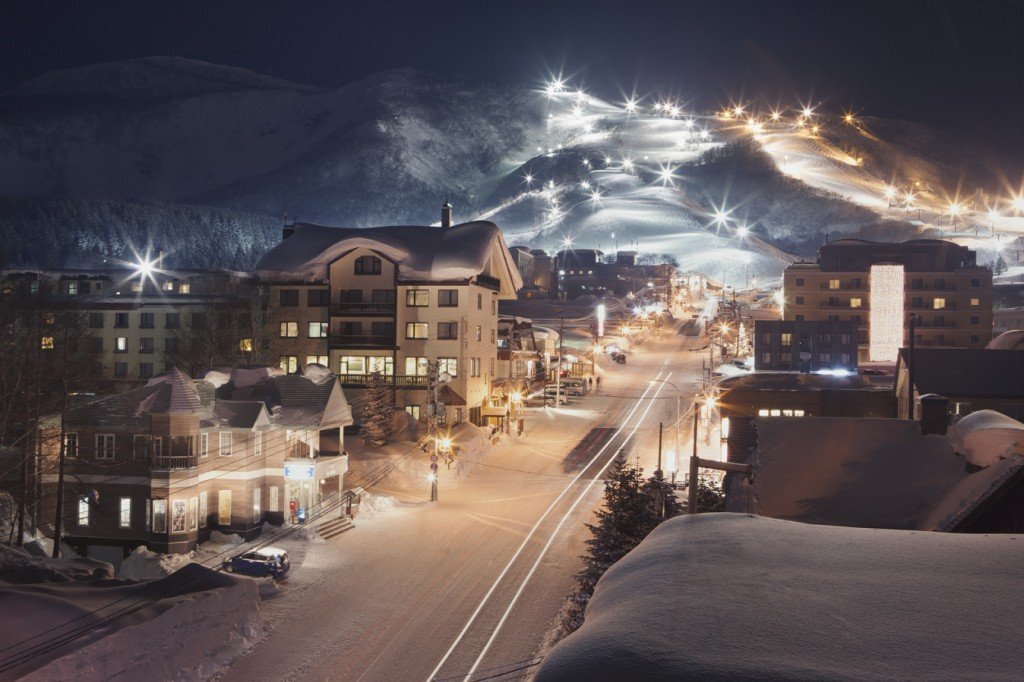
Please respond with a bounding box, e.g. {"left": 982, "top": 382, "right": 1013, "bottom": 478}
{"left": 230, "top": 366, "right": 283, "bottom": 389}
{"left": 355, "top": 490, "right": 397, "bottom": 520}
{"left": 537, "top": 514, "right": 1024, "bottom": 681}
{"left": 210, "top": 529, "right": 245, "bottom": 545}
{"left": 23, "top": 564, "right": 264, "bottom": 682}
{"left": 201, "top": 369, "right": 232, "bottom": 388}
{"left": 117, "top": 545, "right": 196, "bottom": 580}
{"left": 0, "top": 545, "right": 113, "bottom": 583}
{"left": 949, "top": 409, "right": 1024, "bottom": 467}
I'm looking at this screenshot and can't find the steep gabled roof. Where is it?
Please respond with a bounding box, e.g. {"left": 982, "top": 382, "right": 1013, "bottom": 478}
{"left": 255, "top": 221, "right": 523, "bottom": 293}
{"left": 898, "top": 348, "right": 1024, "bottom": 398}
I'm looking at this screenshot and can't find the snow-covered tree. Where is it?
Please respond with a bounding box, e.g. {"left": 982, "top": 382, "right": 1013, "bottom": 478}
{"left": 362, "top": 372, "right": 393, "bottom": 447}
{"left": 694, "top": 477, "right": 726, "bottom": 513}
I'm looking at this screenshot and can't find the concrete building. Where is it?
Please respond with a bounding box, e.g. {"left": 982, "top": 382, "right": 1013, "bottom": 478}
{"left": 555, "top": 249, "right": 675, "bottom": 302}
{"left": 59, "top": 367, "right": 352, "bottom": 560}
{"left": 783, "top": 239, "right": 992, "bottom": 363}
{"left": 753, "top": 319, "right": 858, "bottom": 372}
{"left": 257, "top": 210, "right": 522, "bottom": 425}
{"left": 993, "top": 306, "right": 1024, "bottom": 335}
{"left": 0, "top": 266, "right": 256, "bottom": 388}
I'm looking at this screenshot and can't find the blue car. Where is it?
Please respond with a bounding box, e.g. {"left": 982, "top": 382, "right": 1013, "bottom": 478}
{"left": 223, "top": 547, "right": 290, "bottom": 579}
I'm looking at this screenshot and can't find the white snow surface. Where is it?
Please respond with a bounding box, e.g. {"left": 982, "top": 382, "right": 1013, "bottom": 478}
{"left": 950, "top": 410, "right": 1024, "bottom": 467}
{"left": 537, "top": 513, "right": 1024, "bottom": 681}
{"left": 302, "top": 362, "right": 334, "bottom": 385}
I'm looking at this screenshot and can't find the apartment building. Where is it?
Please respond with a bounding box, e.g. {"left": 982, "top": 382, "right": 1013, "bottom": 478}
{"left": 753, "top": 319, "right": 859, "bottom": 372}
{"left": 782, "top": 239, "right": 992, "bottom": 363}
{"left": 59, "top": 367, "right": 352, "bottom": 560}
{"left": 0, "top": 266, "right": 256, "bottom": 388}
{"left": 257, "top": 211, "right": 522, "bottom": 425}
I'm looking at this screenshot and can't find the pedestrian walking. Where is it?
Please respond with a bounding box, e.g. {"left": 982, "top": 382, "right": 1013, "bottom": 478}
{"left": 596, "top": 376, "right": 601, "bottom": 389}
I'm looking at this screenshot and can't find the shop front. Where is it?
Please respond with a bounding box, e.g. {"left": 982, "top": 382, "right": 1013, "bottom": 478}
{"left": 283, "top": 455, "right": 348, "bottom": 524}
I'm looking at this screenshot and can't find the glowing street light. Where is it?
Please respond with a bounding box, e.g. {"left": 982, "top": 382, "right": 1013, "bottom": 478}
{"left": 523, "top": 173, "right": 534, "bottom": 186}
{"left": 711, "top": 206, "right": 732, "bottom": 230}
{"left": 590, "top": 188, "right": 602, "bottom": 202}
{"left": 621, "top": 157, "right": 634, "bottom": 171}
{"left": 580, "top": 180, "right": 591, "bottom": 190}
{"left": 657, "top": 164, "right": 677, "bottom": 185}
{"left": 624, "top": 97, "right": 638, "bottom": 114}
{"left": 733, "top": 104, "right": 745, "bottom": 117}
{"left": 545, "top": 77, "right": 566, "bottom": 97}
{"left": 1012, "top": 195, "right": 1024, "bottom": 213}
{"left": 802, "top": 105, "right": 815, "bottom": 118}
{"left": 736, "top": 224, "right": 750, "bottom": 239}
{"left": 948, "top": 202, "right": 963, "bottom": 229}
{"left": 770, "top": 110, "right": 782, "bottom": 123}
{"left": 843, "top": 112, "right": 855, "bottom": 124}
{"left": 134, "top": 258, "right": 155, "bottom": 278}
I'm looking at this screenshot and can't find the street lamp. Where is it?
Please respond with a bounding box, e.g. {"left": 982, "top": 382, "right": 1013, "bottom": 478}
{"left": 648, "top": 379, "right": 682, "bottom": 481}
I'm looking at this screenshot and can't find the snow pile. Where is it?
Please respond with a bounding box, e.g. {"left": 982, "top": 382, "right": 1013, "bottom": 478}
{"left": 230, "top": 366, "right": 283, "bottom": 389}
{"left": 355, "top": 490, "right": 397, "bottom": 520}
{"left": 201, "top": 369, "right": 232, "bottom": 388}
{"left": 949, "top": 409, "right": 1024, "bottom": 467}
{"left": 302, "top": 362, "right": 333, "bottom": 385}
{"left": 209, "top": 529, "right": 245, "bottom": 545}
{"left": 21, "top": 564, "right": 264, "bottom": 681}
{"left": 117, "top": 545, "right": 196, "bottom": 580}
{"left": 0, "top": 545, "right": 114, "bottom": 583}
{"left": 537, "top": 514, "right": 1024, "bottom": 681}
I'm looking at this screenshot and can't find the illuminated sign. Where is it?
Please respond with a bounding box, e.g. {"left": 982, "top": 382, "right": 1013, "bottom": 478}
{"left": 869, "top": 264, "right": 905, "bottom": 362}
{"left": 284, "top": 465, "right": 314, "bottom": 480}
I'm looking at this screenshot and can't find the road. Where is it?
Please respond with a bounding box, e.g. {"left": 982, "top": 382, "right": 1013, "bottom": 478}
{"left": 221, "top": 322, "right": 704, "bottom": 681}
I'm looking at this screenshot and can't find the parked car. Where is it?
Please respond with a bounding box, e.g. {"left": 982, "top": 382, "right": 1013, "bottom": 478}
{"left": 562, "top": 379, "right": 586, "bottom": 396}
{"left": 613, "top": 353, "right": 627, "bottom": 364}
{"left": 543, "top": 385, "right": 570, "bottom": 405}
{"left": 223, "top": 547, "right": 290, "bottom": 579}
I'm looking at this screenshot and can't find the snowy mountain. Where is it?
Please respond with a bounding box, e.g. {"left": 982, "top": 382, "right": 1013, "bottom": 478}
{"left": 0, "top": 56, "right": 999, "bottom": 281}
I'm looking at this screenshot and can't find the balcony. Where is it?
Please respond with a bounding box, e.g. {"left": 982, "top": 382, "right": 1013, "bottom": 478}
{"left": 819, "top": 303, "right": 868, "bottom": 310}
{"left": 329, "top": 334, "right": 395, "bottom": 348}
{"left": 819, "top": 284, "right": 867, "bottom": 291}
{"left": 915, "top": 321, "right": 957, "bottom": 329}
{"left": 908, "top": 303, "right": 956, "bottom": 311}
{"left": 907, "top": 283, "right": 957, "bottom": 291}
{"left": 151, "top": 454, "right": 198, "bottom": 471}
{"left": 475, "top": 274, "right": 501, "bottom": 292}
{"left": 337, "top": 374, "right": 428, "bottom": 388}
{"left": 330, "top": 302, "right": 395, "bottom": 316}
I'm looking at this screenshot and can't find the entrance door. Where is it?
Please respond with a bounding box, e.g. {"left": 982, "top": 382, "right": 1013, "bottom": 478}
{"left": 218, "top": 489, "right": 232, "bottom": 526}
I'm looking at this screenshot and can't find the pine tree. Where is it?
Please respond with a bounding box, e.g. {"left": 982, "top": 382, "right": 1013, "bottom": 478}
{"left": 362, "top": 371, "right": 394, "bottom": 447}
{"left": 643, "top": 474, "right": 684, "bottom": 520}
{"left": 559, "top": 456, "right": 659, "bottom": 635}
{"left": 694, "top": 477, "right": 726, "bottom": 512}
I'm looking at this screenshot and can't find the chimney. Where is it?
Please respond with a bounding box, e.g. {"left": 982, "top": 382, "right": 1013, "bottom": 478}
{"left": 282, "top": 212, "right": 295, "bottom": 240}
{"left": 919, "top": 394, "right": 950, "bottom": 435}
{"left": 441, "top": 200, "right": 452, "bottom": 228}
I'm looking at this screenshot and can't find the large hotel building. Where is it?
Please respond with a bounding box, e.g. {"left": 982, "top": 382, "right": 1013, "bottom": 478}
{"left": 783, "top": 239, "right": 992, "bottom": 363}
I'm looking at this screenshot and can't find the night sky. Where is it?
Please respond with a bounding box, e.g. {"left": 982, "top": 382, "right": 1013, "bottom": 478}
{"left": 2, "top": 0, "right": 1021, "bottom": 171}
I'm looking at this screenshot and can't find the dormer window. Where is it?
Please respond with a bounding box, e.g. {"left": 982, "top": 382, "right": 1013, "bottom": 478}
{"left": 355, "top": 256, "right": 382, "bottom": 275}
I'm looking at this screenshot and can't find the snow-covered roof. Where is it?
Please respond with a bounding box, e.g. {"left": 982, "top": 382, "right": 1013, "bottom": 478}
{"left": 729, "top": 417, "right": 965, "bottom": 529}
{"left": 949, "top": 410, "right": 1024, "bottom": 467}
{"left": 255, "top": 221, "right": 523, "bottom": 291}
{"left": 987, "top": 329, "right": 1024, "bottom": 350}
{"left": 897, "top": 348, "right": 1024, "bottom": 398}
{"left": 537, "top": 514, "right": 1024, "bottom": 681}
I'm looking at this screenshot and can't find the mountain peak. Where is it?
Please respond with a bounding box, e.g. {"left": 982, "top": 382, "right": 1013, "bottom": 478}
{"left": 7, "top": 55, "right": 318, "bottom": 100}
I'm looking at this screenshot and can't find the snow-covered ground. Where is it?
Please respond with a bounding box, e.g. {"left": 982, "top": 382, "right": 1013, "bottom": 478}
{"left": 0, "top": 546, "right": 263, "bottom": 680}
{"left": 537, "top": 513, "right": 1024, "bottom": 680}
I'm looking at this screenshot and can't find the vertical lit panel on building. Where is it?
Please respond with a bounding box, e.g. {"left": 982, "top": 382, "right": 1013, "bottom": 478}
{"left": 869, "top": 264, "right": 904, "bottom": 362}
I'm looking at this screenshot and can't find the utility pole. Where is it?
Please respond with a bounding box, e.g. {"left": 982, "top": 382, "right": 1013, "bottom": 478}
{"left": 656, "top": 422, "right": 663, "bottom": 479}
{"left": 908, "top": 314, "right": 918, "bottom": 420}
{"left": 689, "top": 400, "right": 700, "bottom": 513}
{"left": 51, "top": 326, "right": 70, "bottom": 557}
{"left": 555, "top": 317, "right": 564, "bottom": 403}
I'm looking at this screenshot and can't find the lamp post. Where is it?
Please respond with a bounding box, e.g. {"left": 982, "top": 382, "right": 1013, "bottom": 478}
{"left": 907, "top": 313, "right": 919, "bottom": 420}
{"left": 649, "top": 379, "right": 682, "bottom": 480}
{"left": 689, "top": 396, "right": 701, "bottom": 513}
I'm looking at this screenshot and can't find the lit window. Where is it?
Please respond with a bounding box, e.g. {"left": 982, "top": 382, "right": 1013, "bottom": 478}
{"left": 131, "top": 282, "right": 143, "bottom": 292}
{"left": 757, "top": 409, "right": 770, "bottom": 417}
{"left": 475, "top": 325, "right": 482, "bottom": 341}
{"left": 305, "top": 355, "right": 328, "bottom": 366}
{"left": 850, "top": 298, "right": 862, "bottom": 308}
{"left": 405, "top": 405, "right": 421, "bottom": 420}
{"left": 40, "top": 336, "right": 54, "bottom": 350}
{"left": 307, "top": 322, "right": 328, "bottom": 338}
{"left": 119, "top": 497, "right": 132, "bottom": 528}
{"left": 162, "top": 281, "right": 174, "bottom": 292}
{"left": 438, "top": 357, "right": 458, "bottom": 377}
{"left": 339, "top": 356, "right": 366, "bottom": 374}
{"left": 219, "top": 432, "right": 233, "bottom": 457}
{"left": 770, "top": 409, "right": 781, "bottom": 417}
{"left": 200, "top": 433, "right": 209, "bottom": 457}
{"left": 970, "top": 298, "right": 980, "bottom": 306}
{"left": 367, "top": 356, "right": 393, "bottom": 374}
{"left": 794, "top": 410, "right": 805, "bottom": 417}
{"left": 179, "top": 283, "right": 190, "bottom": 294}
{"left": 65, "top": 433, "right": 78, "bottom": 457}
{"left": 405, "top": 356, "right": 429, "bottom": 376}
{"left": 279, "top": 322, "right": 298, "bottom": 338}
{"left": 78, "top": 497, "right": 89, "bottom": 526}
{"left": 152, "top": 499, "right": 167, "bottom": 533}
{"left": 933, "top": 298, "right": 946, "bottom": 310}
{"left": 279, "top": 355, "right": 298, "bottom": 374}
{"left": 780, "top": 333, "right": 792, "bottom": 346}
{"left": 406, "top": 322, "right": 429, "bottom": 339}
{"left": 239, "top": 338, "right": 253, "bottom": 352}
{"left": 828, "top": 279, "right": 840, "bottom": 290}
{"left": 67, "top": 282, "right": 79, "bottom": 295}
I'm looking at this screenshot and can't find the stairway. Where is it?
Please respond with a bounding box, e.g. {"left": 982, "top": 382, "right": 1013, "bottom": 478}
{"left": 317, "top": 515, "right": 355, "bottom": 540}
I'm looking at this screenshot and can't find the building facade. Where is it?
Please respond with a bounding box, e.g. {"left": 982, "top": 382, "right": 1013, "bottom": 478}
{"left": 59, "top": 367, "right": 352, "bottom": 560}
{"left": 782, "top": 239, "right": 992, "bottom": 363}
{"left": 258, "top": 215, "right": 522, "bottom": 425}
{"left": 0, "top": 266, "right": 257, "bottom": 388}
{"left": 753, "top": 319, "right": 858, "bottom": 372}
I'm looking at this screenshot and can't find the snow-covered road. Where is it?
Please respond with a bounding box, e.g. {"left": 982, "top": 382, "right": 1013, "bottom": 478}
{"left": 220, "top": 325, "right": 704, "bottom": 681}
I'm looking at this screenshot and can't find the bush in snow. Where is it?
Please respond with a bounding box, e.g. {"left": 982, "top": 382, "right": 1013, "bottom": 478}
{"left": 693, "top": 478, "right": 726, "bottom": 513}
{"left": 361, "top": 371, "right": 394, "bottom": 447}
